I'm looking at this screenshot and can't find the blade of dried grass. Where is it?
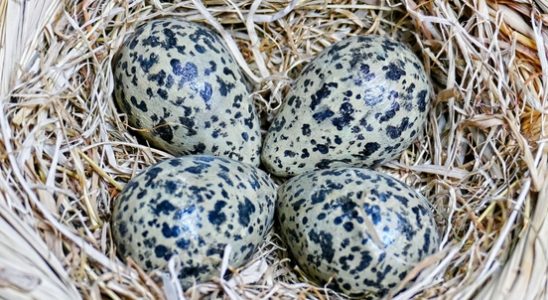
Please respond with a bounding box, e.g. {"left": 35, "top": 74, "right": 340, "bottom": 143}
{"left": 392, "top": 241, "right": 464, "bottom": 300}
{"left": 479, "top": 176, "right": 531, "bottom": 279}
{"left": 478, "top": 149, "right": 547, "bottom": 300}
{"left": 77, "top": 148, "right": 124, "bottom": 191}
{"left": 252, "top": 0, "right": 298, "bottom": 23}
{"left": 538, "top": 1, "right": 548, "bottom": 13}
{"left": 0, "top": 197, "right": 80, "bottom": 299}
{"left": 387, "top": 162, "right": 469, "bottom": 179}
{"left": 497, "top": 4, "right": 535, "bottom": 38}
{"left": 0, "top": 0, "right": 60, "bottom": 97}
{"left": 247, "top": 0, "right": 271, "bottom": 79}
{"left": 191, "top": 0, "right": 261, "bottom": 83}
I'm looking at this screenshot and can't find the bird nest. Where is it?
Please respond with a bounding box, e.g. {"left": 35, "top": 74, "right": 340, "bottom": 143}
{"left": 0, "top": 0, "right": 547, "bottom": 299}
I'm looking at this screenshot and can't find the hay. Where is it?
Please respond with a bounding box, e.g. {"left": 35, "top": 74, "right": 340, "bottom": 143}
{"left": 0, "top": 0, "right": 546, "bottom": 299}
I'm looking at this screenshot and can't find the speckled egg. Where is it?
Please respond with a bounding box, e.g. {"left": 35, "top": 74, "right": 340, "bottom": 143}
{"left": 111, "top": 155, "right": 276, "bottom": 288}
{"left": 277, "top": 167, "right": 439, "bottom": 298}
{"left": 113, "top": 19, "right": 261, "bottom": 165}
{"left": 262, "top": 35, "right": 431, "bottom": 176}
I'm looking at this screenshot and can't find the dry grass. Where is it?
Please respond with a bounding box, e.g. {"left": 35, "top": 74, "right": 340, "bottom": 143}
{"left": 0, "top": 0, "right": 547, "bottom": 299}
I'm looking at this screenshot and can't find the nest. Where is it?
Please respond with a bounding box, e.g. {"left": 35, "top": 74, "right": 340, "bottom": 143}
{"left": 1, "top": 0, "right": 547, "bottom": 299}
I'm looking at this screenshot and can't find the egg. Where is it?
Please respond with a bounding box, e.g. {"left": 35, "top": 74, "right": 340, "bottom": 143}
{"left": 111, "top": 155, "right": 276, "bottom": 288}
{"left": 276, "top": 167, "right": 439, "bottom": 298}
{"left": 113, "top": 18, "right": 261, "bottom": 165}
{"left": 261, "top": 35, "right": 431, "bottom": 176}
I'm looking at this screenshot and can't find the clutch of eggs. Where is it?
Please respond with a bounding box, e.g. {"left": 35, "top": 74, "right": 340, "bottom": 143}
{"left": 113, "top": 18, "right": 262, "bottom": 166}
{"left": 110, "top": 16, "right": 439, "bottom": 297}
{"left": 276, "top": 167, "right": 439, "bottom": 298}
{"left": 111, "top": 155, "right": 276, "bottom": 288}
{"left": 262, "top": 35, "right": 431, "bottom": 177}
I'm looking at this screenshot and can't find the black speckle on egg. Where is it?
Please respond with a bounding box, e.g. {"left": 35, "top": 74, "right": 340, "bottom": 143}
{"left": 207, "top": 200, "right": 227, "bottom": 226}
{"left": 154, "top": 119, "right": 174, "bottom": 143}
{"left": 383, "top": 62, "right": 406, "bottom": 81}
{"left": 153, "top": 200, "right": 176, "bottom": 216}
{"left": 355, "top": 142, "right": 380, "bottom": 159}
{"left": 310, "top": 82, "right": 338, "bottom": 110}
{"left": 308, "top": 229, "right": 335, "bottom": 263}
{"left": 417, "top": 89, "right": 428, "bottom": 112}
